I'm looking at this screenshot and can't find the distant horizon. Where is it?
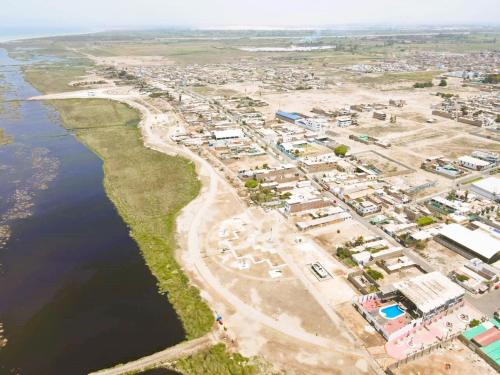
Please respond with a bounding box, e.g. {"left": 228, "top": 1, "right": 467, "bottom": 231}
{"left": 2, "top": 22, "right": 500, "bottom": 43}
{"left": 2, "top": 0, "right": 499, "bottom": 34}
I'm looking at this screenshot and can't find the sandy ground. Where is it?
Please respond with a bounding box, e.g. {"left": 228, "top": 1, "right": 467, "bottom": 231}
{"left": 393, "top": 339, "right": 497, "bottom": 375}
{"left": 417, "top": 240, "right": 469, "bottom": 275}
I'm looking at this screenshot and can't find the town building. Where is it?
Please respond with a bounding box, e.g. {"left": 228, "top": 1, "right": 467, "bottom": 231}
{"left": 373, "top": 111, "right": 387, "bottom": 120}
{"left": 212, "top": 128, "right": 245, "bottom": 140}
{"left": 458, "top": 155, "right": 491, "bottom": 170}
{"left": 336, "top": 116, "right": 352, "bottom": 127}
{"left": 295, "top": 118, "right": 323, "bottom": 132}
{"left": 275, "top": 110, "right": 303, "bottom": 123}
{"left": 471, "top": 177, "right": 500, "bottom": 202}
{"left": 435, "top": 223, "right": 500, "bottom": 264}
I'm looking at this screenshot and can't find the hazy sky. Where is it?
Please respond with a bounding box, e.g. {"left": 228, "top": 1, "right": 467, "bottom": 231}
{"left": 1, "top": 0, "right": 499, "bottom": 30}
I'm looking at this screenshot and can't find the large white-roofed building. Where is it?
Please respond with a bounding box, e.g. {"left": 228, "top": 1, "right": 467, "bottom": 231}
{"left": 471, "top": 176, "right": 500, "bottom": 202}
{"left": 435, "top": 223, "right": 500, "bottom": 264}
{"left": 393, "top": 272, "right": 465, "bottom": 317}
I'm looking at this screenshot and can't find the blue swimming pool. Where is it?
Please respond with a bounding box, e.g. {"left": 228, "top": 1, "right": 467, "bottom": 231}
{"left": 379, "top": 304, "right": 405, "bottom": 320}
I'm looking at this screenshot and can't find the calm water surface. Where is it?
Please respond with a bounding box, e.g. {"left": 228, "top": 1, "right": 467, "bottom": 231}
{"left": 0, "top": 49, "right": 184, "bottom": 374}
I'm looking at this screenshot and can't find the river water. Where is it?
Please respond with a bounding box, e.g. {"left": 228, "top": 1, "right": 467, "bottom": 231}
{"left": 0, "top": 49, "right": 184, "bottom": 374}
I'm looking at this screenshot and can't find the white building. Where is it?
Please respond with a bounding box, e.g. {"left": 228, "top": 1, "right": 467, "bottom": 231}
{"left": 336, "top": 116, "right": 352, "bottom": 128}
{"left": 437, "top": 223, "right": 500, "bottom": 264}
{"left": 457, "top": 155, "right": 490, "bottom": 170}
{"left": 212, "top": 128, "right": 245, "bottom": 140}
{"left": 356, "top": 201, "right": 379, "bottom": 216}
{"left": 295, "top": 118, "right": 324, "bottom": 132}
{"left": 471, "top": 176, "right": 500, "bottom": 202}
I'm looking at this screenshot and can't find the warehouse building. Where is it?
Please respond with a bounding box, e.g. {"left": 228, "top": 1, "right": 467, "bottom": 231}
{"left": 458, "top": 155, "right": 491, "bottom": 170}
{"left": 435, "top": 223, "right": 500, "bottom": 264}
{"left": 275, "top": 110, "right": 303, "bottom": 123}
{"left": 471, "top": 177, "right": 500, "bottom": 202}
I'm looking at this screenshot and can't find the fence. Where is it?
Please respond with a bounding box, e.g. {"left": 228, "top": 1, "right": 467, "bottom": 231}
{"left": 385, "top": 332, "right": 461, "bottom": 374}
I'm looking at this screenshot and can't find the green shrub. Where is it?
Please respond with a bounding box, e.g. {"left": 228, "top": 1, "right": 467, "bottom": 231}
{"left": 336, "top": 247, "right": 351, "bottom": 259}
{"left": 244, "top": 179, "right": 258, "bottom": 189}
{"left": 366, "top": 268, "right": 384, "bottom": 280}
{"left": 469, "top": 319, "right": 480, "bottom": 328}
{"left": 413, "top": 81, "right": 433, "bottom": 88}
{"left": 417, "top": 216, "right": 434, "bottom": 227}
{"left": 334, "top": 144, "right": 348, "bottom": 157}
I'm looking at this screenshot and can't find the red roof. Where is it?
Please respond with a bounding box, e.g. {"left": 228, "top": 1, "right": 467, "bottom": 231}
{"left": 473, "top": 327, "right": 500, "bottom": 347}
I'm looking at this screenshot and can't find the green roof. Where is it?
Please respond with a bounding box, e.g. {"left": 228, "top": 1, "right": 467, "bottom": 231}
{"left": 490, "top": 318, "right": 500, "bottom": 329}
{"left": 480, "top": 341, "right": 500, "bottom": 365}
{"left": 463, "top": 325, "right": 487, "bottom": 340}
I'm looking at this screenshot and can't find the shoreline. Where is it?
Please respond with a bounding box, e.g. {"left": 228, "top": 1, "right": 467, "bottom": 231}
{"left": 45, "top": 96, "right": 215, "bottom": 340}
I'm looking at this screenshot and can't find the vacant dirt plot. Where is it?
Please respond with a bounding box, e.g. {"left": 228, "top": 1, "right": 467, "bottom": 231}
{"left": 222, "top": 154, "right": 279, "bottom": 175}
{"left": 393, "top": 339, "right": 497, "bottom": 375}
{"left": 354, "top": 150, "right": 412, "bottom": 175}
{"left": 416, "top": 240, "right": 468, "bottom": 275}
{"left": 311, "top": 220, "right": 376, "bottom": 251}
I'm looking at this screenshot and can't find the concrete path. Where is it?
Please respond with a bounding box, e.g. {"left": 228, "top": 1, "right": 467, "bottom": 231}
{"left": 89, "top": 334, "right": 213, "bottom": 375}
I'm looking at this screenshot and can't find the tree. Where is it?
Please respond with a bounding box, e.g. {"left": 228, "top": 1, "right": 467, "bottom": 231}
{"left": 334, "top": 144, "right": 348, "bottom": 157}
{"left": 446, "top": 190, "right": 457, "bottom": 201}
{"left": 354, "top": 236, "right": 364, "bottom": 246}
{"left": 438, "top": 79, "right": 447, "bottom": 87}
{"left": 469, "top": 319, "right": 480, "bottom": 328}
{"left": 244, "top": 179, "right": 258, "bottom": 189}
{"left": 417, "top": 216, "right": 434, "bottom": 227}
{"left": 336, "top": 247, "right": 351, "bottom": 259}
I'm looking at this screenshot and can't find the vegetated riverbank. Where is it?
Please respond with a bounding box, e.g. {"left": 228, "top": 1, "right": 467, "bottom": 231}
{"left": 44, "top": 98, "right": 260, "bottom": 374}
{"left": 23, "top": 60, "right": 91, "bottom": 93}
{"left": 44, "top": 97, "right": 214, "bottom": 339}
{"left": 170, "top": 343, "right": 259, "bottom": 375}
{"left": 0, "top": 128, "right": 11, "bottom": 145}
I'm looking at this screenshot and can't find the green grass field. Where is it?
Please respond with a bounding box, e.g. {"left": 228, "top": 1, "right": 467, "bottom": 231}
{"left": 45, "top": 98, "right": 214, "bottom": 339}
{"left": 23, "top": 63, "right": 90, "bottom": 94}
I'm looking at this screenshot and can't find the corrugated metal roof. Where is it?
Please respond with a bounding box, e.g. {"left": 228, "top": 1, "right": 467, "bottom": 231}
{"left": 439, "top": 223, "right": 500, "bottom": 261}
{"left": 276, "top": 111, "right": 302, "bottom": 121}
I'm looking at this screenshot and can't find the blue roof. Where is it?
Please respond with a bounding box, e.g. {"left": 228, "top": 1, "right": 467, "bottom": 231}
{"left": 276, "top": 111, "right": 302, "bottom": 121}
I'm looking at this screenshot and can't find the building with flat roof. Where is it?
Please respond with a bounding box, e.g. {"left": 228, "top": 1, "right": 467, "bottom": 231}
{"left": 458, "top": 155, "right": 491, "bottom": 170}
{"left": 212, "top": 128, "right": 245, "bottom": 140}
{"left": 471, "top": 177, "right": 500, "bottom": 202}
{"left": 436, "top": 223, "right": 500, "bottom": 264}
{"left": 392, "top": 271, "right": 465, "bottom": 317}
{"left": 295, "top": 118, "right": 323, "bottom": 132}
{"left": 275, "top": 110, "right": 303, "bottom": 123}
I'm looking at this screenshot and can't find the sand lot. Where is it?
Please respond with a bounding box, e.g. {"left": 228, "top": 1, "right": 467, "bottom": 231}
{"left": 393, "top": 339, "right": 497, "bottom": 375}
